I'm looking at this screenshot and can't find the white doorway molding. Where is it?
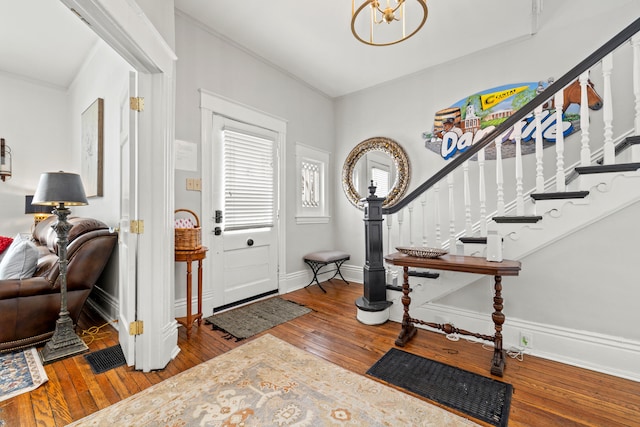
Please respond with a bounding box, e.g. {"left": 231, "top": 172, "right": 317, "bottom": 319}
{"left": 61, "top": 0, "right": 179, "bottom": 371}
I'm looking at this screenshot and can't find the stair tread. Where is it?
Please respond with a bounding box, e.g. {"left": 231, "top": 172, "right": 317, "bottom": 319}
{"left": 616, "top": 135, "right": 640, "bottom": 155}
{"left": 459, "top": 237, "right": 488, "bottom": 244}
{"left": 531, "top": 191, "right": 589, "bottom": 200}
{"left": 407, "top": 269, "right": 440, "bottom": 279}
{"left": 575, "top": 162, "right": 640, "bottom": 174}
{"left": 493, "top": 215, "right": 543, "bottom": 223}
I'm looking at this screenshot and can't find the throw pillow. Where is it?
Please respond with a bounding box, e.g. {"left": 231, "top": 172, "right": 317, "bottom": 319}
{"left": 0, "top": 235, "right": 13, "bottom": 264}
{"left": 0, "top": 235, "right": 12, "bottom": 254}
{"left": 0, "top": 234, "right": 39, "bottom": 280}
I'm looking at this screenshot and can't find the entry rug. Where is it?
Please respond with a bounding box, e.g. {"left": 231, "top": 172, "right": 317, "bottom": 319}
{"left": 68, "top": 334, "right": 478, "bottom": 426}
{"left": 204, "top": 297, "right": 312, "bottom": 341}
{"left": 0, "top": 348, "right": 48, "bottom": 402}
{"left": 367, "top": 348, "right": 512, "bottom": 427}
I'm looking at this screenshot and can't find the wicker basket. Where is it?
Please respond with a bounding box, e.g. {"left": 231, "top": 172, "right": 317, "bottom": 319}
{"left": 396, "top": 246, "right": 448, "bottom": 259}
{"left": 175, "top": 209, "right": 202, "bottom": 250}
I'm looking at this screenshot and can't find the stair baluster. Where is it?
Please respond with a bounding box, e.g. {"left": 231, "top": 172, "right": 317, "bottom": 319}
{"left": 463, "top": 161, "right": 472, "bottom": 236}
{"left": 514, "top": 120, "right": 525, "bottom": 215}
{"left": 447, "top": 173, "right": 456, "bottom": 252}
{"left": 579, "top": 72, "right": 592, "bottom": 166}
{"left": 434, "top": 183, "right": 442, "bottom": 247}
{"left": 478, "top": 147, "right": 488, "bottom": 237}
{"left": 495, "top": 137, "right": 505, "bottom": 216}
{"left": 554, "top": 89, "right": 566, "bottom": 191}
{"left": 534, "top": 105, "right": 545, "bottom": 192}
{"left": 602, "top": 53, "right": 615, "bottom": 164}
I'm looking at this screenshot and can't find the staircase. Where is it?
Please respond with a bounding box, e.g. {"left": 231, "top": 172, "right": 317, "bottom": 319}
{"left": 368, "top": 18, "right": 640, "bottom": 380}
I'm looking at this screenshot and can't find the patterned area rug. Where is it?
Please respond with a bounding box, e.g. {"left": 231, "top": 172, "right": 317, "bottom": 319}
{"left": 68, "top": 334, "right": 479, "bottom": 426}
{"left": 204, "top": 297, "right": 312, "bottom": 341}
{"left": 0, "top": 348, "right": 48, "bottom": 402}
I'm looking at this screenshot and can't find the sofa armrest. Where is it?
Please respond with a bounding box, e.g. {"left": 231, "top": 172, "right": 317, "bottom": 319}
{"left": 0, "top": 276, "right": 55, "bottom": 300}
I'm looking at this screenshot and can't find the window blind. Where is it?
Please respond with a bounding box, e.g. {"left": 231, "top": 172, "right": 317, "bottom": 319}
{"left": 223, "top": 128, "right": 275, "bottom": 231}
{"left": 371, "top": 166, "right": 390, "bottom": 198}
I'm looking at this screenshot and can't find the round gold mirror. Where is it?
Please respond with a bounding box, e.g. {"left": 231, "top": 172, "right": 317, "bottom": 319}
{"left": 342, "top": 137, "right": 410, "bottom": 209}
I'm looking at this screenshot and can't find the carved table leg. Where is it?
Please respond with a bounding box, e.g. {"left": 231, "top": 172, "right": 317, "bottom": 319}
{"left": 395, "top": 266, "right": 417, "bottom": 346}
{"left": 491, "top": 275, "right": 506, "bottom": 376}
{"left": 197, "top": 259, "right": 203, "bottom": 326}
{"left": 185, "top": 260, "right": 193, "bottom": 339}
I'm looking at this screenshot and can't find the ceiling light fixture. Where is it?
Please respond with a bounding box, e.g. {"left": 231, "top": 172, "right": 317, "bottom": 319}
{"left": 351, "top": 0, "right": 428, "bottom": 46}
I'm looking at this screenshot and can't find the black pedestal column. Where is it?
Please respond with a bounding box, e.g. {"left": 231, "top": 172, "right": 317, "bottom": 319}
{"left": 355, "top": 182, "right": 392, "bottom": 324}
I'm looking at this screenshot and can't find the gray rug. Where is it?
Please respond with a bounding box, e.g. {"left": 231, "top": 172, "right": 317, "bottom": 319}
{"left": 204, "top": 298, "right": 312, "bottom": 341}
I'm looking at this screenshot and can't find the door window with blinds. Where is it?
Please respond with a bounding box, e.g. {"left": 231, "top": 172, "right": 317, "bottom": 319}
{"left": 222, "top": 125, "right": 276, "bottom": 231}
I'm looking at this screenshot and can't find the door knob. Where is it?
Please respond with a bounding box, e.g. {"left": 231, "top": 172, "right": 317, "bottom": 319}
{"left": 214, "top": 227, "right": 222, "bottom": 236}
{"left": 247, "top": 239, "right": 254, "bottom": 246}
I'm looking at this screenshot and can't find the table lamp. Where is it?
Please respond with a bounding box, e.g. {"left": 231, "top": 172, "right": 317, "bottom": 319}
{"left": 25, "top": 195, "right": 53, "bottom": 229}
{"left": 32, "top": 171, "right": 89, "bottom": 364}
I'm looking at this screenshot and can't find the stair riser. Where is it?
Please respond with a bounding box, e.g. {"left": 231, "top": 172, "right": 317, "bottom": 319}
{"left": 532, "top": 197, "right": 590, "bottom": 216}
{"left": 578, "top": 169, "right": 640, "bottom": 192}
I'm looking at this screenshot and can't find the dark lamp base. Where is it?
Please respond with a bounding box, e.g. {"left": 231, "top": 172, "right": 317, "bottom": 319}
{"left": 39, "top": 314, "right": 88, "bottom": 364}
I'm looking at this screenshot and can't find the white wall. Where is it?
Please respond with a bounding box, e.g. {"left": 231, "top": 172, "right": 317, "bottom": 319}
{"left": 173, "top": 12, "right": 336, "bottom": 303}
{"left": 136, "top": 0, "right": 176, "bottom": 50}
{"left": 0, "top": 74, "right": 72, "bottom": 236}
{"left": 66, "top": 40, "right": 134, "bottom": 312}
{"left": 334, "top": 1, "right": 640, "bottom": 375}
{"left": 67, "top": 41, "right": 133, "bottom": 227}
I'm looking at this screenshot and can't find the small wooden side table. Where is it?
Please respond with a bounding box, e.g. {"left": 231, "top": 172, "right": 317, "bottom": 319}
{"left": 385, "top": 252, "right": 521, "bottom": 376}
{"left": 175, "top": 246, "right": 208, "bottom": 339}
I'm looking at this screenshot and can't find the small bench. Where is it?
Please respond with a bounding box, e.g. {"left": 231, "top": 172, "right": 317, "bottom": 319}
{"left": 303, "top": 250, "right": 350, "bottom": 293}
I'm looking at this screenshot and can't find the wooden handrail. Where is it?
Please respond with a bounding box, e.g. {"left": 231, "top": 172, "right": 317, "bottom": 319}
{"left": 383, "top": 17, "right": 640, "bottom": 215}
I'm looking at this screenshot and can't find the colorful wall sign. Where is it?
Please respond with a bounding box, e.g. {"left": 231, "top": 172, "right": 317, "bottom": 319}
{"left": 423, "top": 79, "right": 602, "bottom": 160}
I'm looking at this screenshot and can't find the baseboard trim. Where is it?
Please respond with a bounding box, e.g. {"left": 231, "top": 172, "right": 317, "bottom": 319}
{"left": 281, "top": 263, "right": 362, "bottom": 294}
{"left": 400, "top": 303, "right": 640, "bottom": 382}
{"left": 86, "top": 285, "right": 119, "bottom": 322}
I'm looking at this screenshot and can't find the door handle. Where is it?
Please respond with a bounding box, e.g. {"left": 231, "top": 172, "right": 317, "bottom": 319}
{"left": 214, "top": 227, "right": 222, "bottom": 236}
{"left": 247, "top": 239, "right": 254, "bottom": 246}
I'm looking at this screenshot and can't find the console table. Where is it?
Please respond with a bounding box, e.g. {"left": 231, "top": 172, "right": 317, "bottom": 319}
{"left": 384, "top": 252, "right": 521, "bottom": 376}
{"left": 175, "top": 246, "right": 208, "bottom": 339}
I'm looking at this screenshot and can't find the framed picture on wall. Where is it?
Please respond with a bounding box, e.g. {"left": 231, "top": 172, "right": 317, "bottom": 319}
{"left": 81, "top": 98, "right": 104, "bottom": 197}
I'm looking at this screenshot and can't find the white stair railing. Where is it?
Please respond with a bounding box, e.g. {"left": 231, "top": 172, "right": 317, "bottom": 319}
{"left": 380, "top": 20, "right": 639, "bottom": 262}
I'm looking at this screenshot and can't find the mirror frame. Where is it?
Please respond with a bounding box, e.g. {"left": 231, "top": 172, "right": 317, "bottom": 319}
{"left": 342, "top": 136, "right": 411, "bottom": 209}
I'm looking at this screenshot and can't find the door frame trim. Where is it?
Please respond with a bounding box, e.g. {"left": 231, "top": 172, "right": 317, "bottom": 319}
{"left": 61, "top": 0, "right": 179, "bottom": 371}
{"left": 200, "top": 89, "right": 287, "bottom": 315}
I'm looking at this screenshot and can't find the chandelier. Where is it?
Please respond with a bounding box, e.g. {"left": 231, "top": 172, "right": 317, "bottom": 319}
{"left": 351, "top": 0, "right": 428, "bottom": 46}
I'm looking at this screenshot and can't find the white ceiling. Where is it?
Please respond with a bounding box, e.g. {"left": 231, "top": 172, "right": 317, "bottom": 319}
{"left": 2, "top": 1, "right": 543, "bottom": 97}
{"left": 174, "top": 0, "right": 536, "bottom": 98}
{"left": 0, "top": 0, "right": 98, "bottom": 89}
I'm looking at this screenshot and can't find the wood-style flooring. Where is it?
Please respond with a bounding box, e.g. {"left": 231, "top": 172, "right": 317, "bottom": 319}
{"left": 1, "top": 281, "right": 638, "bottom": 426}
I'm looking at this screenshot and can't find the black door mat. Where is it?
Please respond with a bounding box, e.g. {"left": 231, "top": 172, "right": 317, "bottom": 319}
{"left": 367, "top": 348, "right": 512, "bottom": 427}
{"left": 84, "top": 344, "right": 127, "bottom": 374}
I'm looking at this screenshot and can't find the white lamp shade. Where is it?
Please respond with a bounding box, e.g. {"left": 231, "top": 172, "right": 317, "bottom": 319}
{"left": 32, "top": 172, "right": 88, "bottom": 206}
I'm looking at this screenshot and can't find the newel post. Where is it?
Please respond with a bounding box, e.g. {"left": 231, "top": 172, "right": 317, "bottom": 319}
{"left": 355, "top": 181, "right": 393, "bottom": 325}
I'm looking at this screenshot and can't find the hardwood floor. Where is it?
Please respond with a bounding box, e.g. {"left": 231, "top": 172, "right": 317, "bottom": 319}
{"left": 1, "top": 281, "right": 639, "bottom": 426}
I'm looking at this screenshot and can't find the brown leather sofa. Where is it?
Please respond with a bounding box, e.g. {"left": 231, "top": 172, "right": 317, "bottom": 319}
{"left": 0, "top": 216, "right": 117, "bottom": 352}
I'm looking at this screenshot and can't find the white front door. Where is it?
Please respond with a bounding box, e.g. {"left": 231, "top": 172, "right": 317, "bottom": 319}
{"left": 118, "top": 72, "right": 138, "bottom": 365}
{"left": 209, "top": 116, "right": 279, "bottom": 308}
